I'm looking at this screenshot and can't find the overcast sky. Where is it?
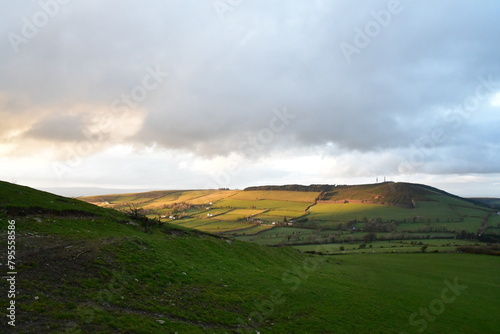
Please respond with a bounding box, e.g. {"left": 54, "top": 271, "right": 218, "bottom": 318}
{"left": 1, "top": 0, "right": 500, "bottom": 197}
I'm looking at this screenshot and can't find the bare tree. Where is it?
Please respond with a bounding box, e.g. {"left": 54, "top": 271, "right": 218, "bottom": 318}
{"left": 124, "top": 202, "right": 146, "bottom": 220}
{"left": 123, "top": 202, "right": 155, "bottom": 232}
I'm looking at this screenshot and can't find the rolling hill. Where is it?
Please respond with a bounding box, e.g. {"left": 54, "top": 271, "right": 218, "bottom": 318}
{"left": 81, "top": 182, "right": 500, "bottom": 251}
{"left": 1, "top": 181, "right": 499, "bottom": 333}
{"left": 470, "top": 197, "right": 500, "bottom": 210}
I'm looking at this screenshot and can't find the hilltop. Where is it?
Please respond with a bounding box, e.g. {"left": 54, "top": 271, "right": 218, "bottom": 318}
{"left": 1, "top": 181, "right": 499, "bottom": 333}
{"left": 245, "top": 182, "right": 484, "bottom": 208}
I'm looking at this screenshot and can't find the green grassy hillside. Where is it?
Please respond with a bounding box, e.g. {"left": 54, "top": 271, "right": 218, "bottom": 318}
{"left": 0, "top": 181, "right": 113, "bottom": 217}
{"left": 1, "top": 181, "right": 499, "bottom": 333}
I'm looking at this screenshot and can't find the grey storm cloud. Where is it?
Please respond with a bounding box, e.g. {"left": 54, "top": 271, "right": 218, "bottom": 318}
{"left": 26, "top": 113, "right": 87, "bottom": 142}
{"left": 1, "top": 0, "right": 500, "bottom": 172}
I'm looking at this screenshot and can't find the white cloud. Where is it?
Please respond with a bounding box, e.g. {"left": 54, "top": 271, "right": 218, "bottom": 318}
{"left": 490, "top": 92, "right": 500, "bottom": 107}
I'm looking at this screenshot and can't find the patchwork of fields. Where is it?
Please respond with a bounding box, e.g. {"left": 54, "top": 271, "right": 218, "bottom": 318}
{"left": 81, "top": 183, "right": 500, "bottom": 253}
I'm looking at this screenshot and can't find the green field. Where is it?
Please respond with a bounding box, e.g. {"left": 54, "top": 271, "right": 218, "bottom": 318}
{"left": 214, "top": 209, "right": 266, "bottom": 221}
{"left": 397, "top": 220, "right": 482, "bottom": 233}
{"left": 488, "top": 214, "right": 500, "bottom": 224}
{"left": 235, "top": 227, "right": 324, "bottom": 245}
{"left": 308, "top": 201, "right": 461, "bottom": 222}
{"left": 260, "top": 210, "right": 306, "bottom": 217}
{"left": 173, "top": 218, "right": 255, "bottom": 233}
{"left": 231, "top": 224, "right": 277, "bottom": 235}
{"left": 230, "top": 190, "right": 320, "bottom": 202}
{"left": 195, "top": 220, "right": 257, "bottom": 233}
{"left": 191, "top": 208, "right": 231, "bottom": 218}
{"left": 252, "top": 210, "right": 306, "bottom": 224}
{"left": 293, "top": 239, "right": 489, "bottom": 253}
{"left": 215, "top": 198, "right": 311, "bottom": 211}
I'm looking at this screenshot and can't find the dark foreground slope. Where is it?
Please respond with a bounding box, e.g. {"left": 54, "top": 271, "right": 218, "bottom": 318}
{"left": 1, "top": 181, "right": 499, "bottom": 333}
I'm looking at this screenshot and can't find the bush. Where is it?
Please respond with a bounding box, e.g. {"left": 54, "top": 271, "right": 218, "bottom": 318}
{"left": 456, "top": 245, "right": 500, "bottom": 256}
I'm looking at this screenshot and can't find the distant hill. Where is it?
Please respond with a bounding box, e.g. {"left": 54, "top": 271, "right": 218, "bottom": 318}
{"left": 245, "top": 182, "right": 483, "bottom": 209}
{"left": 244, "top": 184, "right": 332, "bottom": 192}
{"left": 79, "top": 181, "right": 500, "bottom": 247}
{"left": 39, "top": 187, "right": 157, "bottom": 198}
{"left": 320, "top": 182, "right": 430, "bottom": 208}
{"left": 470, "top": 197, "right": 500, "bottom": 210}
